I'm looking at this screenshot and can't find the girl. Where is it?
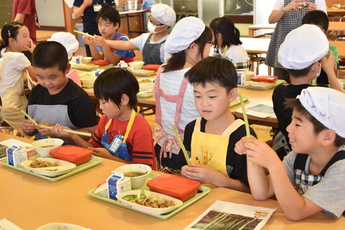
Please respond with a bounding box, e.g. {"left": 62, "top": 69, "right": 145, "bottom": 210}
{"left": 154, "top": 17, "right": 213, "bottom": 171}
{"left": 0, "top": 21, "right": 36, "bottom": 135}
{"left": 52, "top": 67, "right": 156, "bottom": 170}
{"left": 210, "top": 16, "right": 249, "bottom": 70}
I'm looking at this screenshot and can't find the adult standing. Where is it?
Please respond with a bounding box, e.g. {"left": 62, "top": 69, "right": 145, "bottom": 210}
{"left": 265, "top": 0, "right": 326, "bottom": 83}
{"left": 73, "top": 0, "right": 116, "bottom": 57}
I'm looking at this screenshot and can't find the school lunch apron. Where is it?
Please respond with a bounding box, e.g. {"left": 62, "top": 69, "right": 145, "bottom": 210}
{"left": 142, "top": 34, "right": 165, "bottom": 65}
{"left": 191, "top": 117, "right": 244, "bottom": 176}
{"left": 101, "top": 109, "right": 136, "bottom": 161}
{"left": 154, "top": 65, "right": 189, "bottom": 162}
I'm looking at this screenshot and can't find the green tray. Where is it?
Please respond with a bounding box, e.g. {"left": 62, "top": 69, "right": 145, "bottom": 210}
{"left": 229, "top": 95, "right": 249, "bottom": 108}
{"left": 1, "top": 156, "right": 103, "bottom": 182}
{"left": 238, "top": 79, "right": 285, "bottom": 90}
{"left": 88, "top": 173, "right": 211, "bottom": 219}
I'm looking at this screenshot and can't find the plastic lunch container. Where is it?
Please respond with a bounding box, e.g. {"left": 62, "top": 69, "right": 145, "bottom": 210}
{"left": 49, "top": 145, "right": 93, "bottom": 165}
{"left": 146, "top": 174, "right": 200, "bottom": 202}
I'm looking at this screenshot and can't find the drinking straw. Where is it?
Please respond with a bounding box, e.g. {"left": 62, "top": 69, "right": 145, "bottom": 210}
{"left": 238, "top": 91, "right": 255, "bottom": 167}
{"left": 21, "top": 110, "right": 91, "bottom": 137}
{"left": 222, "top": 45, "right": 228, "bottom": 58}
{"left": 172, "top": 125, "right": 191, "bottom": 166}
{"left": 73, "top": 30, "right": 92, "bottom": 36}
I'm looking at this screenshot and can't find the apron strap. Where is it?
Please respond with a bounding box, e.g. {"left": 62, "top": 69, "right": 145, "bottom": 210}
{"left": 194, "top": 118, "right": 244, "bottom": 138}
{"left": 123, "top": 109, "right": 136, "bottom": 143}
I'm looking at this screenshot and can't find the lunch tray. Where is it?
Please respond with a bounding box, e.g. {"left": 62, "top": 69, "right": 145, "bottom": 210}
{"left": 238, "top": 79, "right": 285, "bottom": 90}
{"left": 88, "top": 173, "right": 211, "bottom": 219}
{"left": 229, "top": 95, "right": 249, "bottom": 108}
{"left": 0, "top": 156, "right": 103, "bottom": 182}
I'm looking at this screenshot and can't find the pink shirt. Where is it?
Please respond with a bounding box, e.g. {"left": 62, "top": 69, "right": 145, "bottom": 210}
{"left": 66, "top": 69, "right": 81, "bottom": 87}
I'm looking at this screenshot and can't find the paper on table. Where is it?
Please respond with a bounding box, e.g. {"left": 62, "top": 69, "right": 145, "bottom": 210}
{"left": 236, "top": 100, "right": 275, "bottom": 118}
{"left": 184, "top": 200, "right": 276, "bottom": 230}
{"left": 0, "top": 218, "right": 23, "bottom": 230}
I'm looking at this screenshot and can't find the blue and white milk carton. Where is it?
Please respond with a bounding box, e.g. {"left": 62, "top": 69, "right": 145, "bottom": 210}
{"left": 107, "top": 171, "right": 131, "bottom": 200}
{"left": 6, "top": 144, "right": 28, "bottom": 167}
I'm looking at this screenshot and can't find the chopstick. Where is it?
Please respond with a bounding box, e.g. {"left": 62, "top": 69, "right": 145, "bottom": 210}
{"left": 172, "top": 125, "right": 191, "bottom": 166}
{"left": 238, "top": 91, "right": 255, "bottom": 167}
{"left": 73, "top": 30, "right": 93, "bottom": 36}
{"left": 21, "top": 110, "right": 91, "bottom": 137}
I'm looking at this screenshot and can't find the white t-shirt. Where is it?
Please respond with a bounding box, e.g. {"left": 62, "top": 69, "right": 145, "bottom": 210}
{"left": 273, "top": 0, "right": 327, "bottom": 12}
{"left": 222, "top": 45, "right": 249, "bottom": 64}
{"left": 130, "top": 33, "right": 170, "bottom": 63}
{"left": 0, "top": 49, "right": 31, "bottom": 96}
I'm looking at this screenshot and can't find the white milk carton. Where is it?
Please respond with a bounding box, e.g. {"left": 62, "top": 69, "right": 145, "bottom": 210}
{"left": 107, "top": 171, "right": 131, "bottom": 200}
{"left": 6, "top": 144, "right": 28, "bottom": 167}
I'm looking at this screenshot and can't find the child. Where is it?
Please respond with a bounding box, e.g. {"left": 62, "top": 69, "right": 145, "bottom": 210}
{"left": 154, "top": 17, "right": 213, "bottom": 171}
{"left": 302, "top": 10, "right": 338, "bottom": 85}
{"left": 53, "top": 67, "right": 156, "bottom": 170}
{"left": 235, "top": 87, "right": 345, "bottom": 220}
{"left": 271, "top": 24, "right": 342, "bottom": 160}
{"left": 209, "top": 16, "right": 249, "bottom": 70}
{"left": 82, "top": 5, "right": 135, "bottom": 65}
{"left": 104, "top": 3, "right": 176, "bottom": 65}
{"left": 0, "top": 21, "right": 36, "bottom": 136}
{"left": 48, "top": 32, "right": 82, "bottom": 86}
{"left": 177, "top": 57, "right": 257, "bottom": 193}
{"left": 22, "top": 41, "right": 98, "bottom": 144}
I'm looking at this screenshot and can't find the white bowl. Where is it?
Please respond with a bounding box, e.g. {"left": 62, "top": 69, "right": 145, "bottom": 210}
{"left": 114, "top": 164, "right": 151, "bottom": 189}
{"left": 21, "top": 158, "right": 76, "bottom": 177}
{"left": 81, "top": 57, "right": 92, "bottom": 64}
{"left": 129, "top": 61, "right": 145, "bottom": 70}
{"left": 36, "top": 222, "right": 88, "bottom": 230}
{"left": 80, "top": 76, "right": 97, "bottom": 86}
{"left": 31, "top": 138, "right": 64, "bottom": 157}
{"left": 116, "top": 190, "right": 183, "bottom": 215}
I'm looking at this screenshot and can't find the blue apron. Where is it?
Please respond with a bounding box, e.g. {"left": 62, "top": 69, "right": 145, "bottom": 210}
{"left": 101, "top": 110, "right": 136, "bottom": 161}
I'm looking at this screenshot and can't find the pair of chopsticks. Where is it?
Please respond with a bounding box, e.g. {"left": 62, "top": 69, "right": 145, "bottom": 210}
{"left": 21, "top": 110, "right": 91, "bottom": 137}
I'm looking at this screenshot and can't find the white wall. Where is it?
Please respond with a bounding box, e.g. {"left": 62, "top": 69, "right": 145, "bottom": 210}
{"left": 35, "top": 0, "right": 65, "bottom": 27}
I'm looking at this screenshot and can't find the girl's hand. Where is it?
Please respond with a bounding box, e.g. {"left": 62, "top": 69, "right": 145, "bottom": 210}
{"left": 306, "top": 1, "right": 317, "bottom": 11}
{"left": 88, "top": 147, "right": 112, "bottom": 158}
{"left": 283, "top": 0, "right": 299, "bottom": 12}
{"left": 181, "top": 164, "right": 223, "bottom": 184}
{"left": 25, "top": 39, "right": 36, "bottom": 53}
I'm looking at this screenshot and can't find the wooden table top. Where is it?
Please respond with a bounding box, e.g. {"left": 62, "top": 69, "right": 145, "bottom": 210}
{"left": 0, "top": 133, "right": 344, "bottom": 229}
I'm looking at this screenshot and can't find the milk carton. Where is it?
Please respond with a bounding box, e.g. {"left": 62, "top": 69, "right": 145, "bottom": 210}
{"left": 107, "top": 171, "right": 131, "bottom": 200}
{"left": 6, "top": 144, "right": 28, "bottom": 167}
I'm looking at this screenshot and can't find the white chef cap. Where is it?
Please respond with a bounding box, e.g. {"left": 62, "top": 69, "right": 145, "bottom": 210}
{"left": 297, "top": 87, "right": 345, "bottom": 138}
{"left": 278, "top": 24, "right": 328, "bottom": 70}
{"left": 165, "top": 17, "right": 205, "bottom": 54}
{"left": 151, "top": 3, "right": 176, "bottom": 27}
{"left": 48, "top": 32, "right": 79, "bottom": 60}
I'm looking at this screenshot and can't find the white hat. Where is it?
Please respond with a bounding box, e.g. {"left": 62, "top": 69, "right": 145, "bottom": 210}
{"left": 48, "top": 32, "right": 79, "bottom": 59}
{"left": 297, "top": 87, "right": 345, "bottom": 138}
{"left": 165, "top": 17, "right": 205, "bottom": 54}
{"left": 278, "top": 24, "right": 328, "bottom": 70}
{"left": 151, "top": 3, "right": 176, "bottom": 27}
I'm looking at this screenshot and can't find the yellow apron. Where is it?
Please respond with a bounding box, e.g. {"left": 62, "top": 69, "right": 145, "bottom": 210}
{"left": 191, "top": 117, "right": 244, "bottom": 176}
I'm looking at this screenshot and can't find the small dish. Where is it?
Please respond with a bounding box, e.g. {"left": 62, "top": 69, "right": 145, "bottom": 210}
{"left": 37, "top": 222, "right": 89, "bottom": 230}
{"left": 137, "top": 91, "right": 153, "bottom": 98}
{"left": 21, "top": 158, "right": 76, "bottom": 177}
{"left": 116, "top": 190, "right": 183, "bottom": 215}
{"left": 114, "top": 164, "right": 151, "bottom": 189}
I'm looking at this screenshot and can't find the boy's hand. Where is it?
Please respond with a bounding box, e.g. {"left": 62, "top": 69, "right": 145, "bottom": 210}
{"left": 181, "top": 164, "right": 223, "bottom": 184}
{"left": 321, "top": 50, "right": 336, "bottom": 77}
{"left": 92, "top": 35, "right": 107, "bottom": 48}
{"left": 22, "top": 119, "right": 37, "bottom": 134}
{"left": 82, "top": 34, "right": 94, "bottom": 45}
{"left": 235, "top": 136, "right": 280, "bottom": 169}
{"left": 89, "top": 147, "right": 112, "bottom": 158}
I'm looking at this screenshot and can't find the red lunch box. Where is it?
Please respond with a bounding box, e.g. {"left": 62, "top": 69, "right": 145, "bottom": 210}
{"left": 146, "top": 174, "right": 200, "bottom": 201}
{"left": 49, "top": 145, "right": 93, "bottom": 165}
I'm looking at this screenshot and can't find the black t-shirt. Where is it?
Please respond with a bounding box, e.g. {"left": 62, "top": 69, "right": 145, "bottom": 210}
{"left": 177, "top": 117, "right": 257, "bottom": 187}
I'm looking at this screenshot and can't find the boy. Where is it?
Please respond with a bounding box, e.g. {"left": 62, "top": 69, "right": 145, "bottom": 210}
{"left": 104, "top": 3, "right": 176, "bottom": 65}
{"left": 271, "top": 24, "right": 342, "bottom": 159}
{"left": 235, "top": 87, "right": 345, "bottom": 220}
{"left": 22, "top": 41, "right": 98, "bottom": 144}
{"left": 83, "top": 5, "right": 134, "bottom": 65}
{"left": 177, "top": 57, "right": 256, "bottom": 193}
{"left": 54, "top": 68, "right": 156, "bottom": 170}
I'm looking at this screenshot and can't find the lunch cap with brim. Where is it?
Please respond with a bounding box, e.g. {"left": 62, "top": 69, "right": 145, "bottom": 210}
{"left": 297, "top": 87, "right": 345, "bottom": 138}
{"left": 48, "top": 32, "right": 79, "bottom": 60}
{"left": 165, "top": 17, "right": 205, "bottom": 54}
{"left": 151, "top": 3, "right": 176, "bottom": 27}
{"left": 278, "top": 24, "right": 328, "bottom": 70}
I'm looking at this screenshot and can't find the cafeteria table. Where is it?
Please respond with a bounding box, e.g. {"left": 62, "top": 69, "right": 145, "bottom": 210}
{"left": 0, "top": 133, "right": 344, "bottom": 229}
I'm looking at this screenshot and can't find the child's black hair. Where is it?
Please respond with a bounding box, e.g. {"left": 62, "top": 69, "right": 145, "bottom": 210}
{"left": 285, "top": 98, "right": 345, "bottom": 147}
{"left": 302, "top": 10, "right": 329, "bottom": 32}
{"left": 185, "top": 56, "right": 237, "bottom": 93}
{"left": 210, "top": 17, "right": 242, "bottom": 48}
{"left": 0, "top": 21, "right": 25, "bottom": 50}
{"left": 96, "top": 5, "right": 121, "bottom": 28}
{"left": 163, "top": 26, "right": 213, "bottom": 73}
{"left": 32, "top": 41, "right": 68, "bottom": 72}
{"left": 94, "top": 67, "right": 139, "bottom": 110}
